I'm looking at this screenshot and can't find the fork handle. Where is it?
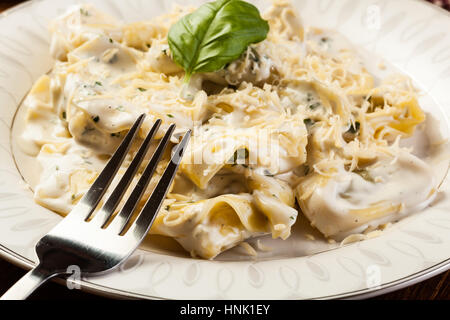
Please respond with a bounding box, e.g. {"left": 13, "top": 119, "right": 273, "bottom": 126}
{"left": 0, "top": 265, "right": 55, "bottom": 300}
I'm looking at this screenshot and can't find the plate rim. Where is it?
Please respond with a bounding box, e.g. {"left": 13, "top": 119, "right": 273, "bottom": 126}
{"left": 0, "top": 0, "right": 449, "bottom": 300}
{"left": 1, "top": 243, "right": 449, "bottom": 300}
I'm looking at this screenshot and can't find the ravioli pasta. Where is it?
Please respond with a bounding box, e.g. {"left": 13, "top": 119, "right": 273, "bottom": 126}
{"left": 21, "top": 1, "right": 437, "bottom": 259}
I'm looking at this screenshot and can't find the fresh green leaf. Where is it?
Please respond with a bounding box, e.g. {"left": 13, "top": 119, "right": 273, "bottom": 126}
{"left": 168, "top": 0, "right": 269, "bottom": 83}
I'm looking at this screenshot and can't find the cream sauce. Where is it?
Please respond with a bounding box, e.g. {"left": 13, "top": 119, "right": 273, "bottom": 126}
{"left": 302, "top": 151, "right": 437, "bottom": 239}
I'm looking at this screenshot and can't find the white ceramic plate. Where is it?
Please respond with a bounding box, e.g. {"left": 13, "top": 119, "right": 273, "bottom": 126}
{"left": 1, "top": 0, "right": 450, "bottom": 300}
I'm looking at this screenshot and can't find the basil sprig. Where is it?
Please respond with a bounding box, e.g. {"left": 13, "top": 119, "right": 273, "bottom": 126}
{"left": 168, "top": 0, "right": 269, "bottom": 84}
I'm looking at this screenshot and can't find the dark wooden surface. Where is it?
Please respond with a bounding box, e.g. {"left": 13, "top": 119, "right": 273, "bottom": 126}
{"left": 0, "top": 0, "right": 448, "bottom": 300}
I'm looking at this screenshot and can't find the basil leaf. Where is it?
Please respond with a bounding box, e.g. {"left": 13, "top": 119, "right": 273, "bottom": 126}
{"left": 168, "top": 0, "right": 269, "bottom": 83}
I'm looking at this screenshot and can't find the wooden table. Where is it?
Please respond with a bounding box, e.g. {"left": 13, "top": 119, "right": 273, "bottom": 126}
{"left": 0, "top": 0, "right": 448, "bottom": 300}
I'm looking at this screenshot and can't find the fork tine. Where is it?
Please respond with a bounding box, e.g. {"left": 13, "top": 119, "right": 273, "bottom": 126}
{"left": 125, "top": 129, "right": 191, "bottom": 240}
{"left": 69, "top": 114, "right": 146, "bottom": 220}
{"left": 107, "top": 124, "right": 177, "bottom": 235}
{"left": 90, "top": 119, "right": 162, "bottom": 228}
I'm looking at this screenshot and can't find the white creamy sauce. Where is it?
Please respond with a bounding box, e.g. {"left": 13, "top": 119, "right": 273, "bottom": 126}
{"left": 303, "top": 152, "right": 436, "bottom": 239}
{"left": 34, "top": 140, "right": 106, "bottom": 214}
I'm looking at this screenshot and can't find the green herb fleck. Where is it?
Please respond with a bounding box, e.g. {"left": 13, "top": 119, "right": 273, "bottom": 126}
{"left": 95, "top": 81, "right": 102, "bottom": 86}
{"left": 62, "top": 111, "right": 66, "bottom": 120}
{"left": 304, "top": 165, "right": 310, "bottom": 176}
{"left": 304, "top": 118, "right": 314, "bottom": 126}
{"left": 167, "top": 114, "right": 174, "bottom": 118}
{"left": 249, "top": 47, "right": 260, "bottom": 63}
{"left": 355, "top": 168, "right": 374, "bottom": 183}
{"left": 116, "top": 105, "right": 125, "bottom": 112}
{"left": 137, "top": 87, "right": 147, "bottom": 92}
{"left": 264, "top": 169, "right": 274, "bottom": 177}
{"left": 92, "top": 116, "right": 100, "bottom": 123}
{"left": 80, "top": 8, "right": 89, "bottom": 16}
{"left": 309, "top": 102, "right": 321, "bottom": 110}
{"left": 348, "top": 121, "right": 360, "bottom": 134}
{"left": 229, "top": 148, "right": 249, "bottom": 166}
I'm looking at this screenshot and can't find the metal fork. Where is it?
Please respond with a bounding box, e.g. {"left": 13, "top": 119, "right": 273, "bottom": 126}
{"left": 0, "top": 114, "right": 191, "bottom": 300}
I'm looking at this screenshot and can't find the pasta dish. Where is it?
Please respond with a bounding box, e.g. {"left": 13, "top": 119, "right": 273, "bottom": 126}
{"left": 20, "top": 0, "right": 438, "bottom": 259}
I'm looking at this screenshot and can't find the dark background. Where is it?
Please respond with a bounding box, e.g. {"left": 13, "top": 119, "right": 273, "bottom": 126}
{"left": 0, "top": 0, "right": 448, "bottom": 300}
